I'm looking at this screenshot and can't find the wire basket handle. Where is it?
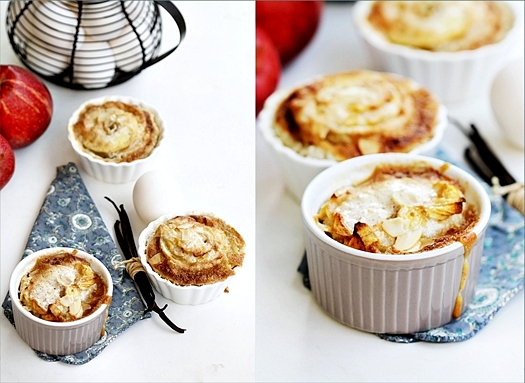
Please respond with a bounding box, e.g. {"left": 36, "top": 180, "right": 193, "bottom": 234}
{"left": 142, "top": 1, "right": 186, "bottom": 70}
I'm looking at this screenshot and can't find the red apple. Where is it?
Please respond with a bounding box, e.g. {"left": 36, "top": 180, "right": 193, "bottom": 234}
{"left": 0, "top": 65, "right": 53, "bottom": 149}
{"left": 256, "top": 1, "right": 323, "bottom": 65}
{"left": 0, "top": 134, "right": 15, "bottom": 190}
{"left": 257, "top": 26, "right": 282, "bottom": 116}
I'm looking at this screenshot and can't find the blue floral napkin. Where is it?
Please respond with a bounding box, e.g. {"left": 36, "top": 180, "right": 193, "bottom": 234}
{"left": 2, "top": 163, "right": 150, "bottom": 364}
{"left": 298, "top": 150, "right": 524, "bottom": 343}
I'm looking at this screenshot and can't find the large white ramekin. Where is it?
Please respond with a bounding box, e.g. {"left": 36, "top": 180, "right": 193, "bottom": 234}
{"left": 257, "top": 75, "right": 448, "bottom": 202}
{"left": 301, "top": 153, "right": 491, "bottom": 334}
{"left": 9, "top": 247, "right": 113, "bottom": 355}
{"left": 138, "top": 212, "right": 241, "bottom": 305}
{"left": 352, "top": 1, "right": 523, "bottom": 105}
{"left": 67, "top": 95, "right": 165, "bottom": 183}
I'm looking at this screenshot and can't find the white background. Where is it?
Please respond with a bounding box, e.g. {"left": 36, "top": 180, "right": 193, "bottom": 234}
{"left": 256, "top": 2, "right": 524, "bottom": 382}
{"left": 1, "top": 1, "right": 524, "bottom": 382}
{"left": 1, "top": 2, "right": 255, "bottom": 382}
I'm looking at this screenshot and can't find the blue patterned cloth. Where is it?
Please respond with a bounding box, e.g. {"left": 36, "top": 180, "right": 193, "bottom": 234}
{"left": 2, "top": 163, "right": 150, "bottom": 364}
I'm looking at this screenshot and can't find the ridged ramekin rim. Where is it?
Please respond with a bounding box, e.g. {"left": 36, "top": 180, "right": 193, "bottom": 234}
{"left": 257, "top": 72, "right": 448, "bottom": 170}
{"left": 67, "top": 95, "right": 165, "bottom": 169}
{"left": 301, "top": 153, "right": 492, "bottom": 262}
{"left": 9, "top": 247, "right": 113, "bottom": 328}
{"left": 352, "top": 1, "right": 522, "bottom": 62}
{"left": 137, "top": 211, "right": 240, "bottom": 298}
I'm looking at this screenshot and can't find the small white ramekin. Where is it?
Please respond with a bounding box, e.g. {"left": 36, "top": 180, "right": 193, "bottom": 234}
{"left": 257, "top": 76, "right": 447, "bottom": 202}
{"left": 9, "top": 247, "right": 113, "bottom": 355}
{"left": 138, "top": 212, "right": 240, "bottom": 305}
{"left": 67, "top": 95, "right": 165, "bottom": 183}
{"left": 301, "top": 153, "right": 491, "bottom": 334}
{"left": 352, "top": 1, "right": 523, "bottom": 105}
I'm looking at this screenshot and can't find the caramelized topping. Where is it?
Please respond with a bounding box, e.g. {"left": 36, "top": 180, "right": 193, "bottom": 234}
{"left": 315, "top": 162, "right": 479, "bottom": 254}
{"left": 273, "top": 71, "right": 440, "bottom": 160}
{"left": 19, "top": 250, "right": 110, "bottom": 322}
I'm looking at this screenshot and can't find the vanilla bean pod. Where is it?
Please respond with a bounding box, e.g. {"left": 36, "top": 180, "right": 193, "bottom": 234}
{"left": 466, "top": 124, "right": 516, "bottom": 186}
{"left": 105, "top": 197, "right": 186, "bottom": 333}
{"left": 449, "top": 118, "right": 516, "bottom": 187}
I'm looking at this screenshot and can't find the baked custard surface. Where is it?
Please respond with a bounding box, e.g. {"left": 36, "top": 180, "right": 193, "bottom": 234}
{"left": 19, "top": 250, "right": 110, "bottom": 322}
{"left": 72, "top": 100, "right": 161, "bottom": 163}
{"left": 274, "top": 71, "right": 440, "bottom": 161}
{"left": 367, "top": 1, "right": 514, "bottom": 52}
{"left": 146, "top": 214, "right": 245, "bottom": 286}
{"left": 315, "top": 162, "right": 479, "bottom": 254}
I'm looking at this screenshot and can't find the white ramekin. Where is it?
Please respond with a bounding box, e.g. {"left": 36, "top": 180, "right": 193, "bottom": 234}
{"left": 67, "top": 95, "right": 165, "bottom": 183}
{"left": 9, "top": 247, "right": 113, "bottom": 355}
{"left": 352, "top": 1, "right": 523, "bottom": 105}
{"left": 138, "top": 212, "right": 241, "bottom": 305}
{"left": 257, "top": 76, "right": 447, "bottom": 202}
{"left": 301, "top": 153, "right": 491, "bottom": 334}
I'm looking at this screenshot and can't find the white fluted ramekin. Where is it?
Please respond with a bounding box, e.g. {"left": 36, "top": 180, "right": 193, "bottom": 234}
{"left": 9, "top": 247, "right": 113, "bottom": 355}
{"left": 67, "top": 95, "right": 165, "bottom": 183}
{"left": 301, "top": 153, "right": 491, "bottom": 334}
{"left": 257, "top": 76, "right": 447, "bottom": 202}
{"left": 138, "top": 212, "right": 240, "bottom": 305}
{"left": 352, "top": 1, "right": 523, "bottom": 105}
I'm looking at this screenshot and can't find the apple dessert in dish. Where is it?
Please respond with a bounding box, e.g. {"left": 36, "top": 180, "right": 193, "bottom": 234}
{"left": 272, "top": 70, "right": 441, "bottom": 161}
{"left": 315, "top": 161, "right": 479, "bottom": 254}
{"left": 145, "top": 214, "right": 245, "bottom": 287}
{"left": 18, "top": 249, "right": 110, "bottom": 322}
{"left": 70, "top": 100, "right": 161, "bottom": 163}
{"left": 366, "top": 1, "right": 514, "bottom": 52}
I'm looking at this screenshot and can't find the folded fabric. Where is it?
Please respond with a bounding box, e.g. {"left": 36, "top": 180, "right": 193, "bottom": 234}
{"left": 2, "top": 163, "right": 150, "bottom": 365}
{"left": 298, "top": 149, "right": 524, "bottom": 343}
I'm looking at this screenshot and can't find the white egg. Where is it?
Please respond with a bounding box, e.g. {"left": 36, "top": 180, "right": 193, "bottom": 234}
{"left": 80, "top": 3, "right": 130, "bottom": 41}
{"left": 73, "top": 39, "right": 116, "bottom": 89}
{"left": 133, "top": 170, "right": 184, "bottom": 224}
{"left": 109, "top": 28, "right": 145, "bottom": 73}
{"left": 22, "top": 1, "right": 86, "bottom": 76}
{"left": 490, "top": 57, "right": 524, "bottom": 150}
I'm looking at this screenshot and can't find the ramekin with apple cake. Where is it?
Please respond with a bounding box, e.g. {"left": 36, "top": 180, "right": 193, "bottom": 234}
{"left": 138, "top": 212, "right": 246, "bottom": 305}
{"left": 258, "top": 70, "right": 447, "bottom": 200}
{"left": 9, "top": 247, "right": 113, "bottom": 355}
{"left": 301, "top": 153, "right": 491, "bottom": 334}
{"left": 353, "top": 1, "right": 520, "bottom": 103}
{"left": 68, "top": 96, "right": 164, "bottom": 183}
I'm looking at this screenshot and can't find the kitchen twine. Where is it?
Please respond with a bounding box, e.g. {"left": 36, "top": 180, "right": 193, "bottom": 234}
{"left": 112, "top": 258, "right": 145, "bottom": 279}
{"left": 491, "top": 177, "right": 525, "bottom": 215}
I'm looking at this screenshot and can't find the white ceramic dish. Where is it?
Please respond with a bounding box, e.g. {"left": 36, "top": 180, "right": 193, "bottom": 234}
{"left": 67, "top": 95, "right": 165, "bottom": 183}
{"left": 301, "top": 153, "right": 491, "bottom": 334}
{"left": 352, "top": 1, "right": 523, "bottom": 105}
{"left": 9, "top": 247, "right": 113, "bottom": 355}
{"left": 138, "top": 212, "right": 240, "bottom": 305}
{"left": 257, "top": 76, "right": 447, "bottom": 202}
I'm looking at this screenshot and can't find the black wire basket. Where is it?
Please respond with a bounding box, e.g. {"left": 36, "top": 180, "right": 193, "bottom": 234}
{"left": 6, "top": 0, "right": 186, "bottom": 90}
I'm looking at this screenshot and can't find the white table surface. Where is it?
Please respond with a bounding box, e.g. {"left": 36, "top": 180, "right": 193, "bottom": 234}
{"left": 1, "top": 2, "right": 524, "bottom": 382}
{"left": 1, "top": 2, "right": 255, "bottom": 382}
{"left": 256, "top": 2, "right": 524, "bottom": 383}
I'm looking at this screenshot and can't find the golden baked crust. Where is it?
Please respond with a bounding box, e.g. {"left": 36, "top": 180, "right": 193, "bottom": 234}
{"left": 315, "top": 162, "right": 479, "bottom": 254}
{"left": 146, "top": 214, "right": 245, "bottom": 286}
{"left": 274, "top": 71, "right": 439, "bottom": 160}
{"left": 72, "top": 101, "right": 161, "bottom": 163}
{"left": 19, "top": 250, "right": 110, "bottom": 322}
{"left": 367, "top": 1, "right": 514, "bottom": 52}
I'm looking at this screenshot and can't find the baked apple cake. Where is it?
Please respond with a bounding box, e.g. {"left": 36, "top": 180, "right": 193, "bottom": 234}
{"left": 315, "top": 161, "right": 479, "bottom": 254}
{"left": 18, "top": 250, "right": 110, "bottom": 322}
{"left": 367, "top": 1, "right": 514, "bottom": 52}
{"left": 70, "top": 100, "right": 161, "bottom": 163}
{"left": 273, "top": 71, "right": 441, "bottom": 160}
{"left": 145, "top": 214, "right": 245, "bottom": 286}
